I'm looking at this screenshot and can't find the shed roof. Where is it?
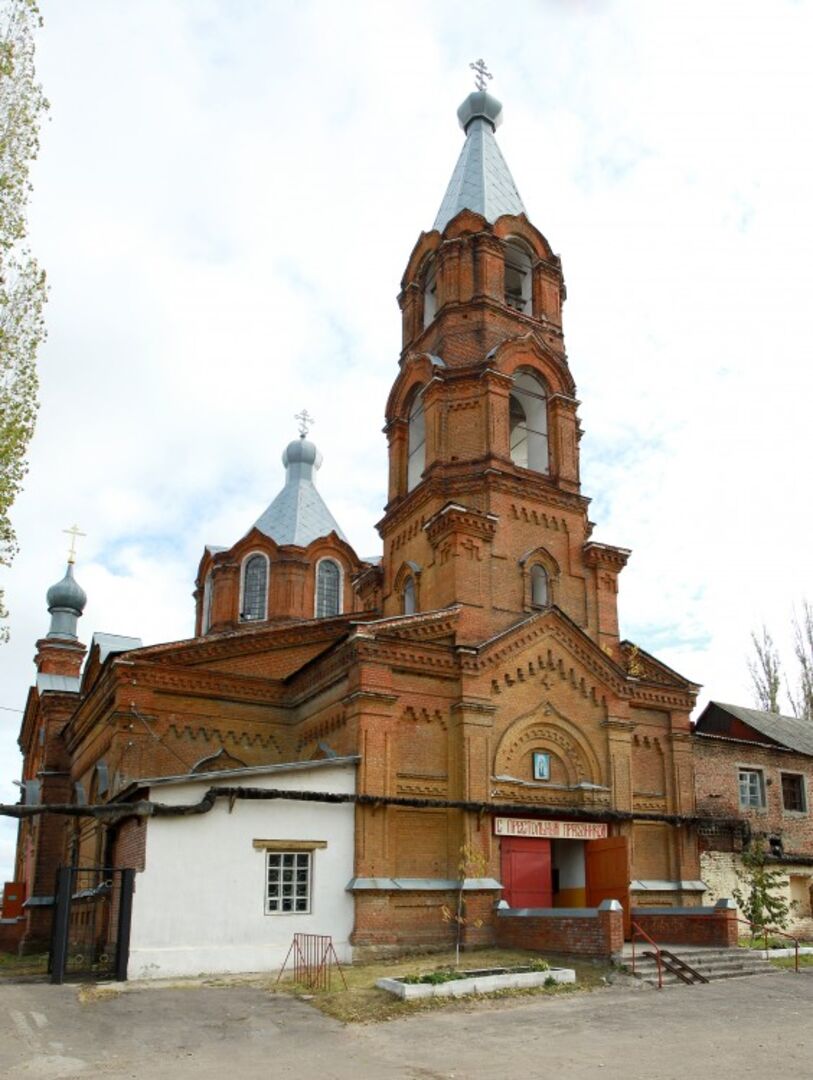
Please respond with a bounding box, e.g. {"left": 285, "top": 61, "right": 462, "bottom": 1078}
{"left": 696, "top": 700, "right": 813, "bottom": 757}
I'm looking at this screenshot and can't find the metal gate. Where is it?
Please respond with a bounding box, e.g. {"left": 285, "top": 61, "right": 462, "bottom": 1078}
{"left": 49, "top": 867, "right": 135, "bottom": 984}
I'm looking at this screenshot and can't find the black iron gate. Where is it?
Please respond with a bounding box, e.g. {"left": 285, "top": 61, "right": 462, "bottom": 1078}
{"left": 49, "top": 867, "right": 135, "bottom": 984}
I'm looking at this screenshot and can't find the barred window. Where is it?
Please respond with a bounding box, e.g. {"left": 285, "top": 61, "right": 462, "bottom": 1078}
{"left": 316, "top": 559, "right": 341, "bottom": 618}
{"left": 266, "top": 851, "right": 311, "bottom": 914}
{"left": 738, "top": 768, "right": 766, "bottom": 809}
{"left": 782, "top": 773, "right": 807, "bottom": 813}
{"left": 241, "top": 555, "right": 268, "bottom": 621}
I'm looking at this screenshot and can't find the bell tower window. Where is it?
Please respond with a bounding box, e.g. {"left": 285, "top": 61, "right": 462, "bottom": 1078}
{"left": 316, "top": 558, "right": 342, "bottom": 618}
{"left": 202, "top": 571, "right": 213, "bottom": 633}
{"left": 241, "top": 554, "right": 268, "bottom": 621}
{"left": 531, "top": 565, "right": 549, "bottom": 607}
{"left": 505, "top": 239, "right": 532, "bottom": 314}
{"left": 509, "top": 371, "right": 549, "bottom": 473}
{"left": 403, "top": 576, "right": 416, "bottom": 615}
{"left": 407, "top": 388, "right": 426, "bottom": 491}
{"left": 423, "top": 259, "right": 437, "bottom": 329}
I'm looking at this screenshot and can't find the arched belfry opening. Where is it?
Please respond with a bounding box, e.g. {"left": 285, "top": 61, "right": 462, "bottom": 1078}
{"left": 509, "top": 370, "right": 549, "bottom": 473}
{"left": 407, "top": 387, "right": 426, "bottom": 491}
{"left": 504, "top": 238, "right": 533, "bottom": 314}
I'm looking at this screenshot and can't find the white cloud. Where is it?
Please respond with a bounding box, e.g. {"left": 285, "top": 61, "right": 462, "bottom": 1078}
{"left": 2, "top": 0, "right": 812, "bottom": 880}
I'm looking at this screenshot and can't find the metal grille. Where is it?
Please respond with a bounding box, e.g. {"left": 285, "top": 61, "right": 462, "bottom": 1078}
{"left": 242, "top": 555, "right": 267, "bottom": 620}
{"left": 316, "top": 560, "right": 340, "bottom": 618}
{"left": 266, "top": 851, "right": 311, "bottom": 914}
{"left": 49, "top": 867, "right": 134, "bottom": 984}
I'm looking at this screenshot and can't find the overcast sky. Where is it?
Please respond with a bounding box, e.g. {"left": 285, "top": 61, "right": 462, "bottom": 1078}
{"left": 1, "top": 0, "right": 812, "bottom": 883}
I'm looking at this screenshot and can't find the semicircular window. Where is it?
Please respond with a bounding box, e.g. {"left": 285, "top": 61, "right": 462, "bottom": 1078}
{"left": 241, "top": 555, "right": 268, "bottom": 621}
{"left": 316, "top": 559, "right": 341, "bottom": 618}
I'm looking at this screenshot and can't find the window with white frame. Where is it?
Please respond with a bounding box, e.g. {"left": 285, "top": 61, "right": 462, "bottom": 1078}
{"left": 265, "top": 851, "right": 312, "bottom": 914}
{"left": 509, "top": 371, "right": 549, "bottom": 473}
{"left": 316, "top": 559, "right": 341, "bottom": 618}
{"left": 782, "top": 773, "right": 807, "bottom": 813}
{"left": 241, "top": 554, "right": 268, "bottom": 621}
{"left": 739, "top": 768, "right": 766, "bottom": 809}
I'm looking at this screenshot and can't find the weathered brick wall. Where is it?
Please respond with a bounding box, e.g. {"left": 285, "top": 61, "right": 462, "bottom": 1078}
{"left": 694, "top": 736, "right": 813, "bottom": 855}
{"left": 496, "top": 906, "right": 623, "bottom": 958}
{"left": 632, "top": 908, "right": 737, "bottom": 947}
{"left": 0, "top": 919, "right": 25, "bottom": 952}
{"left": 113, "top": 818, "right": 146, "bottom": 872}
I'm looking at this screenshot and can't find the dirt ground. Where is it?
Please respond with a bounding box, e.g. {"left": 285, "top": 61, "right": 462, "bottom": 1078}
{"left": 1, "top": 969, "right": 811, "bottom": 1079}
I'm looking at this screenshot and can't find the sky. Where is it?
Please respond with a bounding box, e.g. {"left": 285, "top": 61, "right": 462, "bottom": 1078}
{"left": 1, "top": 0, "right": 812, "bottom": 883}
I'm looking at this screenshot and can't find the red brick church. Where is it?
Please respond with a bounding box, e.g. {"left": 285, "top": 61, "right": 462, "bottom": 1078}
{"left": 10, "top": 83, "right": 708, "bottom": 960}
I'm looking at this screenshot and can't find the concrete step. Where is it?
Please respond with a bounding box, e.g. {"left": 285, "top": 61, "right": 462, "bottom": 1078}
{"left": 631, "top": 947, "right": 777, "bottom": 986}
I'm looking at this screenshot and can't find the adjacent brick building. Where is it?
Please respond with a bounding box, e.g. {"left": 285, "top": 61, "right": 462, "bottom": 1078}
{"left": 694, "top": 701, "right": 813, "bottom": 937}
{"left": 9, "top": 86, "right": 711, "bottom": 958}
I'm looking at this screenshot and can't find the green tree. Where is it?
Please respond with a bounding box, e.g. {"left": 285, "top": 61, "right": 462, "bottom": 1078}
{"left": 0, "top": 0, "right": 47, "bottom": 639}
{"left": 732, "top": 838, "right": 792, "bottom": 934}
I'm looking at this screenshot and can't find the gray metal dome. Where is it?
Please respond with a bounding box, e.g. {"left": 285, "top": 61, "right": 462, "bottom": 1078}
{"left": 46, "top": 562, "right": 86, "bottom": 640}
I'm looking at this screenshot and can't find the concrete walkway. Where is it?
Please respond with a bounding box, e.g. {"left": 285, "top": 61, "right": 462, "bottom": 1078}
{"left": 0, "top": 970, "right": 811, "bottom": 1079}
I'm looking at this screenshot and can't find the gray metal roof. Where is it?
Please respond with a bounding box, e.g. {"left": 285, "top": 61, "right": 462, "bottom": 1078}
{"left": 434, "top": 92, "right": 526, "bottom": 232}
{"left": 91, "top": 632, "right": 143, "bottom": 664}
{"left": 702, "top": 701, "right": 813, "bottom": 757}
{"left": 36, "top": 673, "right": 81, "bottom": 694}
{"left": 253, "top": 437, "right": 347, "bottom": 547}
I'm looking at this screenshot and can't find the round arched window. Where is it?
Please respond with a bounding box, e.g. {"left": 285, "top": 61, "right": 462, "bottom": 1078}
{"left": 403, "top": 576, "right": 416, "bottom": 615}
{"left": 531, "top": 564, "right": 549, "bottom": 608}
{"left": 509, "top": 371, "right": 549, "bottom": 473}
{"left": 316, "top": 559, "right": 341, "bottom": 618}
{"left": 241, "top": 555, "right": 268, "bottom": 621}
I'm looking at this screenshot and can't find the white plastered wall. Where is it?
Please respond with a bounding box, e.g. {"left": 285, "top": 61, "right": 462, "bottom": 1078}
{"left": 701, "top": 850, "right": 813, "bottom": 936}
{"left": 127, "top": 761, "right": 356, "bottom": 979}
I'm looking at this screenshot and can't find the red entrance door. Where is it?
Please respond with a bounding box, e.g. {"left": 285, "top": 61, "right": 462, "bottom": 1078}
{"left": 500, "top": 837, "right": 553, "bottom": 908}
{"left": 585, "top": 836, "right": 630, "bottom": 935}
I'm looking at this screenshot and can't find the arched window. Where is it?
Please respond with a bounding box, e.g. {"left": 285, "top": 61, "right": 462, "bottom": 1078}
{"left": 509, "top": 370, "right": 549, "bottom": 473}
{"left": 407, "top": 388, "right": 426, "bottom": 491}
{"left": 505, "top": 238, "right": 533, "bottom": 314}
{"left": 423, "top": 259, "right": 437, "bottom": 329}
{"left": 241, "top": 554, "right": 268, "bottom": 621}
{"left": 316, "top": 559, "right": 341, "bottom": 618}
{"left": 403, "top": 576, "right": 416, "bottom": 615}
{"left": 531, "top": 565, "right": 549, "bottom": 608}
{"left": 202, "top": 571, "right": 213, "bottom": 633}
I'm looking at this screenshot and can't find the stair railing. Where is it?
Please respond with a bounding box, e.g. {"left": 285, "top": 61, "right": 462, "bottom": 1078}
{"left": 735, "top": 916, "right": 800, "bottom": 973}
{"left": 630, "top": 920, "right": 664, "bottom": 990}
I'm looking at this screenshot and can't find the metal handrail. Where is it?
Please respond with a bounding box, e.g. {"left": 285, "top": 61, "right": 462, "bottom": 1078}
{"left": 630, "top": 920, "right": 664, "bottom": 990}
{"left": 735, "top": 916, "right": 800, "bottom": 973}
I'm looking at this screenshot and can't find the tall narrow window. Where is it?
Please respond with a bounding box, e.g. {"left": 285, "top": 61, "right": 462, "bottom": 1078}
{"left": 202, "top": 572, "right": 213, "bottom": 633}
{"left": 531, "top": 565, "right": 549, "bottom": 607}
{"left": 241, "top": 555, "right": 268, "bottom": 621}
{"left": 423, "top": 259, "right": 437, "bottom": 328}
{"left": 407, "top": 389, "right": 426, "bottom": 491}
{"left": 509, "top": 371, "right": 549, "bottom": 473}
{"left": 505, "top": 239, "right": 532, "bottom": 314}
{"left": 403, "top": 576, "right": 416, "bottom": 615}
{"left": 316, "top": 559, "right": 341, "bottom": 618}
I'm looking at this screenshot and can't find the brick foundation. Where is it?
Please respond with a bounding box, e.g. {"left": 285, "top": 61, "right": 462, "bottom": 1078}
{"left": 632, "top": 902, "right": 738, "bottom": 948}
{"left": 496, "top": 901, "right": 624, "bottom": 959}
{"left": 0, "top": 919, "right": 25, "bottom": 953}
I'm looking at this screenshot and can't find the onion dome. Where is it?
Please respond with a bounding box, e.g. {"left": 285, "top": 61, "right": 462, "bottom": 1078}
{"left": 46, "top": 562, "right": 87, "bottom": 640}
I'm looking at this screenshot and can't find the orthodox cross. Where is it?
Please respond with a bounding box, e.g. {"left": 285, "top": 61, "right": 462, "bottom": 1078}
{"left": 295, "top": 408, "right": 315, "bottom": 438}
{"left": 469, "top": 58, "right": 492, "bottom": 92}
{"left": 63, "top": 524, "right": 86, "bottom": 565}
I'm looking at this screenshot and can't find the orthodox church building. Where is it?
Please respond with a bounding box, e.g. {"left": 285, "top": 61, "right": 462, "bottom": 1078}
{"left": 10, "top": 85, "right": 707, "bottom": 963}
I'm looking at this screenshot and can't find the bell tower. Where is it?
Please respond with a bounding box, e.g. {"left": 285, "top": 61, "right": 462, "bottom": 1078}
{"left": 378, "top": 80, "right": 629, "bottom": 650}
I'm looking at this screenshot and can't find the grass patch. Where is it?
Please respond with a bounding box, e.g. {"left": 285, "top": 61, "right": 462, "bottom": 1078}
{"left": 738, "top": 936, "right": 813, "bottom": 950}
{"left": 270, "top": 948, "right": 610, "bottom": 1024}
{"left": 770, "top": 955, "right": 813, "bottom": 970}
{"left": 0, "top": 950, "right": 49, "bottom": 978}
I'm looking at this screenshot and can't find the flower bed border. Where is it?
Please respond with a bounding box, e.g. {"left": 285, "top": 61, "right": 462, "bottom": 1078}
{"left": 376, "top": 965, "right": 576, "bottom": 1000}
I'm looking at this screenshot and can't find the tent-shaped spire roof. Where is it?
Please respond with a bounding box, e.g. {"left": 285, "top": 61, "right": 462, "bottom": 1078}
{"left": 433, "top": 90, "right": 526, "bottom": 233}
{"left": 253, "top": 435, "right": 347, "bottom": 547}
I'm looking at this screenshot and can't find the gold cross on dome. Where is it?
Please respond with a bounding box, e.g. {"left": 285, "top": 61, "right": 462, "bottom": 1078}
{"left": 469, "top": 58, "right": 493, "bottom": 92}
{"left": 295, "top": 409, "right": 315, "bottom": 438}
{"left": 63, "top": 524, "right": 86, "bottom": 565}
